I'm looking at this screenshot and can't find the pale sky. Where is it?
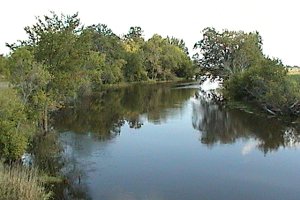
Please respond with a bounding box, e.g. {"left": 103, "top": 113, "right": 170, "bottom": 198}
{"left": 1, "top": 0, "right": 299, "bottom": 66}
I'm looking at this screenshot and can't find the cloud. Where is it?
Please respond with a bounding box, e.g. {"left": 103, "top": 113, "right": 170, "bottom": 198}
{"left": 241, "top": 140, "right": 257, "bottom": 155}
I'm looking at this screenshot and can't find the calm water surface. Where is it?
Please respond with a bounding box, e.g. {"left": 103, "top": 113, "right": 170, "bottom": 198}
{"left": 55, "top": 83, "right": 300, "bottom": 200}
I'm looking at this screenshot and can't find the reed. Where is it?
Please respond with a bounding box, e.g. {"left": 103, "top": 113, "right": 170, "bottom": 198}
{"left": 0, "top": 163, "right": 51, "bottom": 200}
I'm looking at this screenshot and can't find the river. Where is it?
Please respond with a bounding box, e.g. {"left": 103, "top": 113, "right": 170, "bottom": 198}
{"left": 53, "top": 82, "right": 300, "bottom": 200}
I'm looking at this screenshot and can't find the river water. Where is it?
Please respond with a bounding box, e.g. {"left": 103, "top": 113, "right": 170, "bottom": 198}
{"left": 54, "top": 82, "right": 300, "bottom": 200}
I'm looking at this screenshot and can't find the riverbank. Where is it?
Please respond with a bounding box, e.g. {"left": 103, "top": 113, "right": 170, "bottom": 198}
{"left": 94, "top": 78, "right": 189, "bottom": 90}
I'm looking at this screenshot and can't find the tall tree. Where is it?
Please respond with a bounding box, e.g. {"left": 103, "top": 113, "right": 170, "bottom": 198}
{"left": 8, "top": 47, "right": 53, "bottom": 133}
{"left": 21, "top": 12, "right": 92, "bottom": 99}
{"left": 123, "top": 26, "right": 147, "bottom": 81}
{"left": 143, "top": 34, "right": 163, "bottom": 80}
{"left": 167, "top": 36, "right": 189, "bottom": 55}
{"left": 85, "top": 24, "right": 126, "bottom": 84}
{"left": 194, "top": 27, "right": 263, "bottom": 77}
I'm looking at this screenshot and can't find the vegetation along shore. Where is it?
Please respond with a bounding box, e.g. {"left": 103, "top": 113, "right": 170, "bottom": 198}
{"left": 0, "top": 12, "right": 299, "bottom": 199}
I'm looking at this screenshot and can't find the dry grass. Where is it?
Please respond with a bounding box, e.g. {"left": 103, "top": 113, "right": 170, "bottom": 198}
{"left": 288, "top": 68, "right": 300, "bottom": 75}
{"left": 0, "top": 163, "right": 51, "bottom": 200}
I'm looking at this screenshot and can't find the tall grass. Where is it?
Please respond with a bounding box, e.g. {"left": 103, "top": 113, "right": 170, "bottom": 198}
{"left": 0, "top": 163, "right": 51, "bottom": 200}
{"left": 288, "top": 74, "right": 300, "bottom": 82}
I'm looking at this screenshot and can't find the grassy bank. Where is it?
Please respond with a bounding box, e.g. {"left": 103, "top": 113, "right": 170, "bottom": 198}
{"left": 0, "top": 163, "right": 51, "bottom": 200}
{"left": 288, "top": 74, "right": 300, "bottom": 82}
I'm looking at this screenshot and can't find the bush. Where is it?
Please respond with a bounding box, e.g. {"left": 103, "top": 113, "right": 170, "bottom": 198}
{"left": 263, "top": 78, "right": 300, "bottom": 111}
{"left": 224, "top": 58, "right": 300, "bottom": 114}
{"left": 0, "top": 163, "right": 51, "bottom": 200}
{"left": 0, "top": 88, "right": 35, "bottom": 161}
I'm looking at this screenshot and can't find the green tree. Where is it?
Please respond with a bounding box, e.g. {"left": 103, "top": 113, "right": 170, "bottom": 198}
{"left": 166, "top": 36, "right": 189, "bottom": 55}
{"left": 124, "top": 26, "right": 144, "bottom": 41}
{"left": 86, "top": 24, "right": 126, "bottom": 84}
{"left": 123, "top": 26, "right": 147, "bottom": 82}
{"left": 88, "top": 24, "right": 125, "bottom": 61}
{"left": 160, "top": 43, "right": 193, "bottom": 79}
{"left": 124, "top": 51, "right": 147, "bottom": 82}
{"left": 0, "top": 88, "right": 34, "bottom": 161}
{"left": 143, "top": 34, "right": 194, "bottom": 80}
{"left": 194, "top": 28, "right": 263, "bottom": 77}
{"left": 224, "top": 57, "right": 300, "bottom": 115}
{"left": 8, "top": 47, "right": 53, "bottom": 133}
{"left": 22, "top": 12, "right": 92, "bottom": 100}
{"left": 143, "top": 34, "right": 163, "bottom": 80}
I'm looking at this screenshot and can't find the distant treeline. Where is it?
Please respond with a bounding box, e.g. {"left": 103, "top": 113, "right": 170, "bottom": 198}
{"left": 2, "top": 12, "right": 195, "bottom": 85}
{"left": 0, "top": 12, "right": 197, "bottom": 163}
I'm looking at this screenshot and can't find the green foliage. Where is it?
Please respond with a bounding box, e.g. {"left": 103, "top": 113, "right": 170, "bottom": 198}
{"left": 8, "top": 12, "right": 194, "bottom": 88}
{"left": 263, "top": 78, "right": 299, "bottom": 110}
{"left": 0, "top": 163, "right": 51, "bottom": 200}
{"left": 0, "top": 89, "right": 34, "bottom": 161}
{"left": 8, "top": 47, "right": 54, "bottom": 133}
{"left": 22, "top": 12, "right": 92, "bottom": 100}
{"left": 124, "top": 26, "right": 144, "bottom": 42}
{"left": 289, "top": 74, "right": 300, "bottom": 82}
{"left": 2, "top": 10, "right": 196, "bottom": 161}
{"left": 224, "top": 58, "right": 300, "bottom": 113}
{"left": 167, "top": 36, "right": 189, "bottom": 55}
{"left": 194, "top": 28, "right": 300, "bottom": 116}
{"left": 143, "top": 34, "right": 194, "bottom": 80}
{"left": 124, "top": 51, "right": 148, "bottom": 82}
{"left": 9, "top": 48, "right": 51, "bottom": 104}
{"left": 0, "top": 55, "right": 9, "bottom": 79}
{"left": 86, "top": 24, "right": 127, "bottom": 84}
{"left": 194, "top": 27, "right": 263, "bottom": 77}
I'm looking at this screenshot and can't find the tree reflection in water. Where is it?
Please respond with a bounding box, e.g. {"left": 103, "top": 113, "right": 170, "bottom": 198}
{"left": 51, "top": 83, "right": 300, "bottom": 199}
{"left": 54, "top": 83, "right": 195, "bottom": 140}
{"left": 52, "top": 83, "right": 197, "bottom": 199}
{"left": 192, "top": 92, "right": 300, "bottom": 154}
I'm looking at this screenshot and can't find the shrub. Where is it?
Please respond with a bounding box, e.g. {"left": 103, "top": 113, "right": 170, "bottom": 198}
{"left": 224, "top": 58, "right": 300, "bottom": 114}
{"left": 0, "top": 88, "right": 35, "bottom": 161}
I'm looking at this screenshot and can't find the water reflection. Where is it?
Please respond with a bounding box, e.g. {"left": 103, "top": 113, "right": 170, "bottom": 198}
{"left": 55, "top": 83, "right": 195, "bottom": 139}
{"left": 192, "top": 94, "right": 300, "bottom": 154}
{"left": 53, "top": 82, "right": 300, "bottom": 200}
{"left": 55, "top": 82, "right": 300, "bottom": 154}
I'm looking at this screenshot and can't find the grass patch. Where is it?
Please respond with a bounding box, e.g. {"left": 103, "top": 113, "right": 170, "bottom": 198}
{"left": 0, "top": 163, "right": 51, "bottom": 200}
{"left": 288, "top": 74, "right": 300, "bottom": 82}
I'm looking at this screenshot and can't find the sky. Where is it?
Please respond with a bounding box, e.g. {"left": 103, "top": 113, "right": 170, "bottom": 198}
{"left": 0, "top": 0, "right": 299, "bottom": 66}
